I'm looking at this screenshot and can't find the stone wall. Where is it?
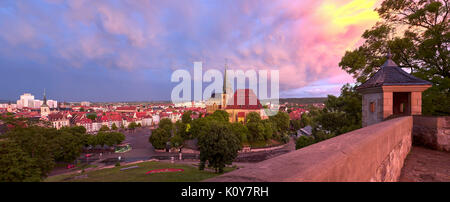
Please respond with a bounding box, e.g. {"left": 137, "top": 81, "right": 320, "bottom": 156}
{"left": 206, "top": 116, "right": 413, "bottom": 182}
{"left": 412, "top": 116, "right": 450, "bottom": 152}
{"left": 362, "top": 92, "right": 383, "bottom": 127}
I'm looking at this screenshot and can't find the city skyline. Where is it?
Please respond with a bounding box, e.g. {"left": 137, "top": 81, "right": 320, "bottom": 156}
{"left": 0, "top": 0, "right": 381, "bottom": 102}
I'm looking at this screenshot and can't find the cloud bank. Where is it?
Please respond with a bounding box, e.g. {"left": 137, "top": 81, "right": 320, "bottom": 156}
{"left": 0, "top": 0, "right": 380, "bottom": 101}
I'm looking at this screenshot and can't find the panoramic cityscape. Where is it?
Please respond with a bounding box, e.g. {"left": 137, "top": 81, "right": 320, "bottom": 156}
{"left": 0, "top": 0, "right": 449, "bottom": 198}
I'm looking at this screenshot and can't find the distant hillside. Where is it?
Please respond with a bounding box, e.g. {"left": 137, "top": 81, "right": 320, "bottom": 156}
{"left": 279, "top": 97, "right": 327, "bottom": 104}
{"left": 0, "top": 100, "right": 12, "bottom": 104}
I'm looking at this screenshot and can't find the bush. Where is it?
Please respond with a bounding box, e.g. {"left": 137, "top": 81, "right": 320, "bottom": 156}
{"left": 295, "top": 136, "right": 315, "bottom": 150}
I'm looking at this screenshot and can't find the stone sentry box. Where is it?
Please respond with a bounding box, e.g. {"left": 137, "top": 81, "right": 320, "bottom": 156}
{"left": 356, "top": 53, "right": 432, "bottom": 127}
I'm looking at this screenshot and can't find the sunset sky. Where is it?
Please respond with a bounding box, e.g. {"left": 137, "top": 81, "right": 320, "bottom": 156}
{"left": 0, "top": 0, "right": 381, "bottom": 102}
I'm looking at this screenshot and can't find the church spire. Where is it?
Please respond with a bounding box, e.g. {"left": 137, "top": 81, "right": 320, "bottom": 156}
{"left": 41, "top": 89, "right": 49, "bottom": 107}
{"left": 43, "top": 88, "right": 47, "bottom": 105}
{"left": 223, "top": 59, "right": 228, "bottom": 94}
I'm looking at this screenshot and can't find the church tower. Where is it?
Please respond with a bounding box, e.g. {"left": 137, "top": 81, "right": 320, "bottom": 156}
{"left": 221, "top": 60, "right": 232, "bottom": 109}
{"left": 40, "top": 89, "right": 50, "bottom": 117}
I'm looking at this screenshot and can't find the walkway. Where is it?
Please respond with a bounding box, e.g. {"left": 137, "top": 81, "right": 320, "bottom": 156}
{"left": 399, "top": 146, "right": 450, "bottom": 182}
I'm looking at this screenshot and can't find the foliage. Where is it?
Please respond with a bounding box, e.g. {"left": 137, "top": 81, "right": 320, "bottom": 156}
{"left": 149, "top": 120, "right": 173, "bottom": 150}
{"left": 269, "top": 111, "right": 290, "bottom": 134}
{"left": 295, "top": 136, "right": 315, "bottom": 150}
{"left": 209, "top": 110, "right": 230, "bottom": 122}
{"left": 89, "top": 132, "right": 125, "bottom": 147}
{"left": 246, "top": 112, "right": 261, "bottom": 123}
{"left": 0, "top": 140, "right": 41, "bottom": 182}
{"left": 111, "top": 123, "right": 118, "bottom": 130}
{"left": 230, "top": 122, "right": 249, "bottom": 144}
{"left": 319, "top": 84, "right": 362, "bottom": 135}
{"left": 290, "top": 119, "right": 303, "bottom": 131}
{"left": 170, "top": 134, "right": 184, "bottom": 149}
{"left": 339, "top": 0, "right": 449, "bottom": 115}
{"left": 262, "top": 119, "right": 273, "bottom": 140}
{"left": 0, "top": 116, "right": 91, "bottom": 181}
{"left": 128, "top": 122, "right": 138, "bottom": 130}
{"left": 99, "top": 125, "right": 110, "bottom": 132}
{"left": 247, "top": 122, "right": 265, "bottom": 142}
{"left": 149, "top": 129, "right": 169, "bottom": 150}
{"left": 197, "top": 120, "right": 241, "bottom": 173}
{"left": 174, "top": 120, "right": 188, "bottom": 140}
{"left": 86, "top": 113, "right": 97, "bottom": 121}
{"left": 182, "top": 111, "right": 193, "bottom": 124}
{"left": 158, "top": 118, "right": 173, "bottom": 131}
{"left": 300, "top": 84, "right": 361, "bottom": 146}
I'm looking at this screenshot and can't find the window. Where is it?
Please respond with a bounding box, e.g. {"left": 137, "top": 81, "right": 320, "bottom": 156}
{"left": 370, "top": 102, "right": 375, "bottom": 113}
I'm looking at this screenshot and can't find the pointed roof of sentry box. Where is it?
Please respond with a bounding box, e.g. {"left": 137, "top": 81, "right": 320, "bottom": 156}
{"left": 356, "top": 52, "right": 432, "bottom": 90}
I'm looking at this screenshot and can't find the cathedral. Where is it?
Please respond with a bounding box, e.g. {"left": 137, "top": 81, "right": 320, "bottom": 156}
{"left": 205, "top": 63, "right": 266, "bottom": 123}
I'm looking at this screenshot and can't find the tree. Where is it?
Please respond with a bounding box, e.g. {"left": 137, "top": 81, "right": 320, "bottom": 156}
{"left": 210, "top": 110, "right": 229, "bottom": 122}
{"left": 174, "top": 120, "right": 188, "bottom": 140}
{"left": 197, "top": 121, "right": 241, "bottom": 173}
{"left": 317, "top": 84, "right": 362, "bottom": 136}
{"left": 5, "top": 127, "right": 56, "bottom": 179}
{"left": 246, "top": 112, "right": 261, "bottom": 123}
{"left": 103, "top": 132, "right": 125, "bottom": 147}
{"left": 247, "top": 122, "right": 265, "bottom": 143}
{"left": 269, "top": 111, "right": 290, "bottom": 134}
{"left": 111, "top": 123, "right": 118, "bottom": 130}
{"left": 230, "top": 122, "right": 249, "bottom": 145}
{"left": 339, "top": 0, "right": 449, "bottom": 115}
{"left": 262, "top": 120, "right": 273, "bottom": 140}
{"left": 295, "top": 136, "right": 315, "bottom": 150}
{"left": 86, "top": 113, "right": 97, "bottom": 121}
{"left": 182, "top": 111, "right": 193, "bottom": 124}
{"left": 0, "top": 140, "right": 41, "bottom": 182}
{"left": 96, "top": 132, "right": 108, "bottom": 147}
{"left": 170, "top": 134, "right": 184, "bottom": 149}
{"left": 149, "top": 119, "right": 173, "bottom": 150}
{"left": 149, "top": 128, "right": 170, "bottom": 150}
{"left": 99, "top": 125, "right": 110, "bottom": 132}
{"left": 158, "top": 118, "right": 173, "bottom": 131}
{"left": 128, "top": 122, "right": 137, "bottom": 130}
{"left": 302, "top": 84, "right": 362, "bottom": 144}
{"left": 290, "top": 119, "right": 303, "bottom": 131}
{"left": 52, "top": 130, "right": 84, "bottom": 163}
{"left": 190, "top": 117, "right": 211, "bottom": 139}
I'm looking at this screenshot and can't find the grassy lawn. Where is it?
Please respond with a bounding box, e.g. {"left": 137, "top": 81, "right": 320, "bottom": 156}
{"left": 44, "top": 161, "right": 234, "bottom": 182}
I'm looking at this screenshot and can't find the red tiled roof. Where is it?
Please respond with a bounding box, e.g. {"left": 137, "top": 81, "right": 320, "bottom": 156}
{"left": 116, "top": 106, "right": 137, "bottom": 111}
{"left": 226, "top": 89, "right": 262, "bottom": 110}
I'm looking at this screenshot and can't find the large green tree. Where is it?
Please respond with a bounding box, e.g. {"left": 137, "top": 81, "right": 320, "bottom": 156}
{"left": 339, "top": 0, "right": 449, "bottom": 115}
{"left": 149, "top": 119, "right": 173, "bottom": 150}
{"left": 0, "top": 140, "right": 41, "bottom": 182}
{"left": 0, "top": 119, "right": 90, "bottom": 180}
{"left": 197, "top": 120, "right": 241, "bottom": 173}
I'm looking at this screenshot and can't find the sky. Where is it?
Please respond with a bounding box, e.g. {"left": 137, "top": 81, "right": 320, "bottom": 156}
{"left": 0, "top": 0, "right": 381, "bottom": 102}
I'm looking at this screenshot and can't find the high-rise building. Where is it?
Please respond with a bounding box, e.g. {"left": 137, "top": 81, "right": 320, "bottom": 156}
{"left": 17, "top": 93, "right": 35, "bottom": 108}
{"left": 16, "top": 92, "right": 58, "bottom": 109}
